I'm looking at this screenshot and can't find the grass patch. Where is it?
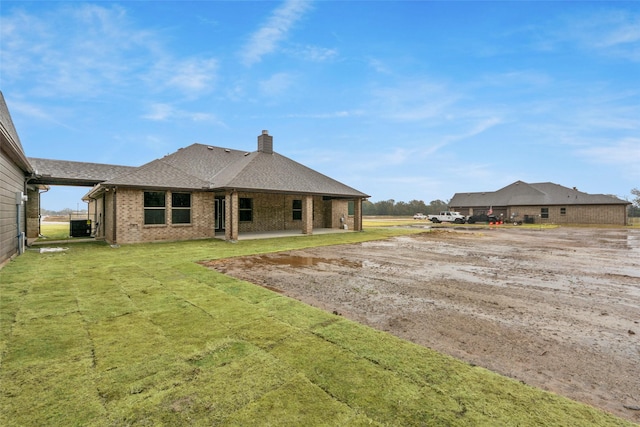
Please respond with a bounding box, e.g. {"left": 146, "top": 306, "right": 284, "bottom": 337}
{"left": 38, "top": 221, "right": 100, "bottom": 241}
{"left": 38, "top": 222, "right": 72, "bottom": 240}
{"left": 0, "top": 229, "right": 634, "bottom": 426}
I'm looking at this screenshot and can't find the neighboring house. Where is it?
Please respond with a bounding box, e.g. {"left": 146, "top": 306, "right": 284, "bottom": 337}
{"left": 0, "top": 92, "right": 34, "bottom": 266}
{"left": 450, "top": 181, "right": 631, "bottom": 225}
{"left": 29, "top": 131, "right": 369, "bottom": 244}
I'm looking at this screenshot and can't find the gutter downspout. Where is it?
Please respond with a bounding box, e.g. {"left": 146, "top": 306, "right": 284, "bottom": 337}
{"left": 16, "top": 197, "right": 22, "bottom": 255}
{"left": 38, "top": 187, "right": 50, "bottom": 237}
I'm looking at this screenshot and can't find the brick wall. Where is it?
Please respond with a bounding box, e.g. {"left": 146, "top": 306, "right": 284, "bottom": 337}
{"left": 105, "top": 188, "right": 362, "bottom": 244}
{"left": 331, "top": 199, "right": 355, "bottom": 230}
{"left": 237, "top": 192, "right": 326, "bottom": 232}
{"left": 113, "top": 189, "right": 215, "bottom": 244}
{"left": 26, "top": 187, "right": 40, "bottom": 238}
{"left": 104, "top": 191, "right": 115, "bottom": 243}
{"left": 88, "top": 195, "right": 106, "bottom": 239}
{"left": 508, "top": 205, "right": 628, "bottom": 225}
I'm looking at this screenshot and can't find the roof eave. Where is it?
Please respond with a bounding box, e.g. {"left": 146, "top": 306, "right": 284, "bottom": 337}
{"left": 1, "top": 132, "right": 33, "bottom": 173}
{"left": 212, "top": 186, "right": 369, "bottom": 198}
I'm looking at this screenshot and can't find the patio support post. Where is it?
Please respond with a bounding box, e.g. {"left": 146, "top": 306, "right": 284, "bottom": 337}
{"left": 225, "top": 191, "right": 239, "bottom": 241}
{"left": 302, "top": 194, "right": 313, "bottom": 235}
{"left": 25, "top": 187, "right": 40, "bottom": 239}
{"left": 354, "top": 198, "right": 363, "bottom": 231}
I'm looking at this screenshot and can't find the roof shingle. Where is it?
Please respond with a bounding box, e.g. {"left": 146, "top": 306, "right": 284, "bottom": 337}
{"left": 99, "top": 142, "right": 369, "bottom": 198}
{"left": 28, "top": 158, "right": 136, "bottom": 186}
{"left": 450, "top": 180, "right": 629, "bottom": 207}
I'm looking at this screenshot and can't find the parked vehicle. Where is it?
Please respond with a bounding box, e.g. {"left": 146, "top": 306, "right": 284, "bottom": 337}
{"left": 509, "top": 213, "right": 524, "bottom": 225}
{"left": 429, "top": 211, "right": 466, "bottom": 224}
{"left": 467, "top": 214, "right": 499, "bottom": 224}
{"left": 413, "top": 213, "right": 427, "bottom": 220}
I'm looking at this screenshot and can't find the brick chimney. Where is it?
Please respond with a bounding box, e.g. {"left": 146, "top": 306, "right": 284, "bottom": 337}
{"left": 257, "top": 130, "right": 273, "bottom": 154}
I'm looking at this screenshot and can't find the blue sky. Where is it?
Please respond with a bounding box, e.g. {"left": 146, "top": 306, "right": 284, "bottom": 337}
{"left": 1, "top": 1, "right": 639, "bottom": 211}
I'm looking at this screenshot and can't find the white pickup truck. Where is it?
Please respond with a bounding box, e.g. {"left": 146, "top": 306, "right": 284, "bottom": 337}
{"left": 429, "top": 211, "right": 466, "bottom": 224}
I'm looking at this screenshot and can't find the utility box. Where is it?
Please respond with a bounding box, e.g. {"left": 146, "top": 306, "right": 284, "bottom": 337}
{"left": 15, "top": 191, "right": 28, "bottom": 205}
{"left": 70, "top": 220, "right": 92, "bottom": 237}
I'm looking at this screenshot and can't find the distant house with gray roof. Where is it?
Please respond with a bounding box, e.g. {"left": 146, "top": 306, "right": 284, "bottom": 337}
{"left": 32, "top": 130, "right": 368, "bottom": 244}
{"left": 0, "top": 92, "right": 35, "bottom": 265}
{"left": 450, "top": 181, "right": 630, "bottom": 225}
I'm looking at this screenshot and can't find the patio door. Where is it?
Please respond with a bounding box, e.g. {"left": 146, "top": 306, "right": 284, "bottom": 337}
{"left": 215, "top": 197, "right": 225, "bottom": 232}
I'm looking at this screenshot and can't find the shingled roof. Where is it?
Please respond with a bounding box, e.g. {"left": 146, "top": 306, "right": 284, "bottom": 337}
{"left": 99, "top": 140, "right": 369, "bottom": 198}
{"left": 1, "top": 91, "right": 32, "bottom": 173}
{"left": 28, "top": 158, "right": 136, "bottom": 186}
{"left": 450, "top": 181, "right": 629, "bottom": 207}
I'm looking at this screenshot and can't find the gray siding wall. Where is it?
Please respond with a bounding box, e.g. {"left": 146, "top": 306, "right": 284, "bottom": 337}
{"left": 0, "top": 150, "right": 25, "bottom": 264}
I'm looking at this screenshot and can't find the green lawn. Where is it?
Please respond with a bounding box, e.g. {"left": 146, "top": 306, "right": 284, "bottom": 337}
{"left": 0, "top": 228, "right": 633, "bottom": 426}
{"left": 38, "top": 222, "right": 72, "bottom": 240}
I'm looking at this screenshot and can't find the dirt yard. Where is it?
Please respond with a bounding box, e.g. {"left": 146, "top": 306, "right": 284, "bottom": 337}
{"left": 204, "top": 227, "right": 640, "bottom": 422}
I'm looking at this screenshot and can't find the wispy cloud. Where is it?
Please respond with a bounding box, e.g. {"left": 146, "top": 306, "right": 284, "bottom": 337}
{"left": 159, "top": 58, "right": 219, "bottom": 95}
{"left": 371, "top": 80, "right": 461, "bottom": 122}
{"left": 239, "top": 0, "right": 313, "bottom": 66}
{"left": 549, "top": 9, "right": 640, "bottom": 61}
{"left": 259, "top": 72, "right": 295, "bottom": 96}
{"left": 0, "top": 4, "right": 218, "bottom": 99}
{"left": 286, "top": 110, "right": 362, "bottom": 119}
{"left": 1, "top": 4, "right": 153, "bottom": 97}
{"left": 422, "top": 116, "right": 503, "bottom": 156}
{"left": 289, "top": 44, "right": 338, "bottom": 62}
{"left": 8, "top": 99, "right": 76, "bottom": 130}
{"left": 142, "top": 103, "right": 225, "bottom": 126}
{"left": 478, "top": 70, "right": 551, "bottom": 88}
{"left": 577, "top": 138, "right": 640, "bottom": 167}
{"left": 367, "top": 58, "right": 393, "bottom": 74}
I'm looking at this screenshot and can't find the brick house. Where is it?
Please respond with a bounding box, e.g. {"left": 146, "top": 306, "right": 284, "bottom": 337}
{"left": 0, "top": 92, "right": 34, "bottom": 265}
{"left": 29, "top": 131, "right": 368, "bottom": 244}
{"left": 450, "top": 181, "right": 631, "bottom": 225}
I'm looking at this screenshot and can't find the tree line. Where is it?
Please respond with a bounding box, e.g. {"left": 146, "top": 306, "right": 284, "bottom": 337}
{"left": 41, "top": 208, "right": 88, "bottom": 216}
{"left": 362, "top": 199, "right": 449, "bottom": 216}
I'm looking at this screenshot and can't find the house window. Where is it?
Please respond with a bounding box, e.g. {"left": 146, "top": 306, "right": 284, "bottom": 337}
{"left": 144, "top": 191, "right": 166, "bottom": 225}
{"left": 541, "top": 207, "right": 549, "bottom": 219}
{"left": 172, "top": 193, "right": 191, "bottom": 224}
{"left": 239, "top": 198, "right": 253, "bottom": 222}
{"left": 292, "top": 199, "right": 302, "bottom": 220}
{"left": 348, "top": 200, "right": 355, "bottom": 216}
{"left": 560, "top": 207, "right": 566, "bottom": 215}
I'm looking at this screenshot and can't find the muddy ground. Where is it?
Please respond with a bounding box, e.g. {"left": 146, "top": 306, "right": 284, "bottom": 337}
{"left": 204, "top": 227, "right": 640, "bottom": 422}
